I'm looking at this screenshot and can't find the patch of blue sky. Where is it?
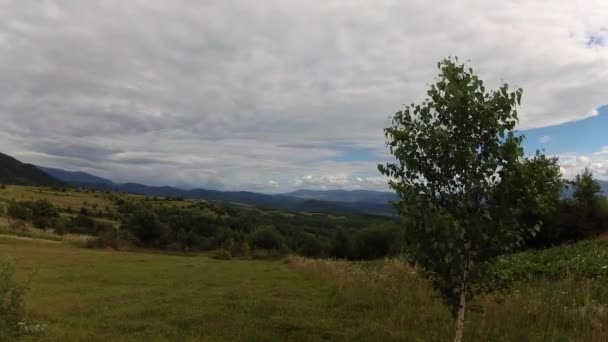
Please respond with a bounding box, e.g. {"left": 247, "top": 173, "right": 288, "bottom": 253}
{"left": 587, "top": 31, "right": 607, "bottom": 47}
{"left": 522, "top": 105, "right": 608, "bottom": 155}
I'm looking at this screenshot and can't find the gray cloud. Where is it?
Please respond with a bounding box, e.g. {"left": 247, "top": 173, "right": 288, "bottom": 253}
{"left": 1, "top": 0, "right": 607, "bottom": 191}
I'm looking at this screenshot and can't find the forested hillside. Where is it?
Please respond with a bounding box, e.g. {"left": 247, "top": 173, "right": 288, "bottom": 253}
{"left": 0, "top": 152, "right": 64, "bottom": 187}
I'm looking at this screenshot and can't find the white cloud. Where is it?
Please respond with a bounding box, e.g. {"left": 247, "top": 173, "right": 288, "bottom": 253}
{"left": 355, "top": 176, "right": 389, "bottom": 187}
{"left": 558, "top": 147, "right": 608, "bottom": 180}
{"left": 539, "top": 135, "right": 552, "bottom": 144}
{"left": 0, "top": 1, "right": 607, "bottom": 191}
{"left": 286, "top": 174, "right": 390, "bottom": 191}
{"left": 292, "top": 175, "right": 350, "bottom": 189}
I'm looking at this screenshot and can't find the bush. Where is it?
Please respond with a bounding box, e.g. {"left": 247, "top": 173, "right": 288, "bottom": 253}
{"left": 6, "top": 200, "right": 59, "bottom": 230}
{"left": 525, "top": 196, "right": 608, "bottom": 249}
{"left": 29, "top": 200, "right": 59, "bottom": 230}
{"left": 123, "top": 209, "right": 169, "bottom": 247}
{"left": 249, "top": 226, "right": 284, "bottom": 251}
{"left": 0, "top": 259, "right": 28, "bottom": 340}
{"left": 230, "top": 241, "right": 252, "bottom": 259}
{"left": 64, "top": 214, "right": 112, "bottom": 236}
{"left": 329, "top": 228, "right": 353, "bottom": 259}
{"left": 7, "top": 201, "right": 32, "bottom": 222}
{"left": 210, "top": 250, "right": 232, "bottom": 260}
{"left": 298, "top": 236, "right": 325, "bottom": 258}
{"left": 53, "top": 220, "right": 67, "bottom": 236}
{"left": 85, "top": 229, "right": 136, "bottom": 250}
{"left": 352, "top": 225, "right": 402, "bottom": 260}
{"left": 483, "top": 240, "right": 608, "bottom": 292}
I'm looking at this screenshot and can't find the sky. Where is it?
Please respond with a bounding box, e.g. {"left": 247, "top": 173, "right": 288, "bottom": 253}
{"left": 0, "top": 1, "right": 607, "bottom": 193}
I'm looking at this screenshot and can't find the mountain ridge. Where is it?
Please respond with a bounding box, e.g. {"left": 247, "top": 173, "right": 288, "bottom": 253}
{"left": 285, "top": 189, "right": 397, "bottom": 204}
{"left": 33, "top": 164, "right": 396, "bottom": 216}
{"left": 24, "top": 159, "right": 608, "bottom": 216}
{"left": 0, "top": 153, "right": 64, "bottom": 186}
{"left": 37, "top": 166, "right": 113, "bottom": 185}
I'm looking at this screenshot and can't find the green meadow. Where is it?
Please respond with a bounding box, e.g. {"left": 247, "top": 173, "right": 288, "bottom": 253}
{"left": 1, "top": 236, "right": 607, "bottom": 341}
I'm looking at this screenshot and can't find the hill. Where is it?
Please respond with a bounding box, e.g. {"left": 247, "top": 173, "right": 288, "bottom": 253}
{"left": 600, "top": 180, "right": 608, "bottom": 195}
{"left": 38, "top": 167, "right": 396, "bottom": 216}
{"left": 286, "top": 189, "right": 397, "bottom": 204}
{"left": 0, "top": 152, "right": 64, "bottom": 187}
{"left": 37, "top": 166, "right": 113, "bottom": 185}
{"left": 85, "top": 182, "right": 397, "bottom": 216}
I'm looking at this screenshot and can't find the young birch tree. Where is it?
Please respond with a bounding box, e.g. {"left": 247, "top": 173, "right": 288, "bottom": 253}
{"left": 379, "top": 57, "right": 563, "bottom": 342}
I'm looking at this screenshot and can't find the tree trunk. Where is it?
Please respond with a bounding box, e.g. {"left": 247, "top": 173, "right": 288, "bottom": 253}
{"left": 453, "top": 263, "right": 469, "bottom": 342}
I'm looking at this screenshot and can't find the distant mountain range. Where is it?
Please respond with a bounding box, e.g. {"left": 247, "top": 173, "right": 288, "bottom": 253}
{"left": 286, "top": 189, "right": 398, "bottom": 204}
{"left": 30, "top": 164, "right": 397, "bottom": 216}
{"left": 35, "top": 165, "right": 608, "bottom": 215}
{"left": 0, "top": 152, "right": 64, "bottom": 187}
{"left": 3, "top": 151, "right": 608, "bottom": 217}
{"left": 38, "top": 166, "right": 114, "bottom": 185}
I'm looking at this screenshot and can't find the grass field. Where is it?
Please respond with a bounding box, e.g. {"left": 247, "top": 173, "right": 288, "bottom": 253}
{"left": 1, "top": 237, "right": 336, "bottom": 341}
{"left": 1, "top": 185, "right": 607, "bottom": 341}
{"left": 1, "top": 236, "right": 607, "bottom": 341}
{"left": 0, "top": 186, "right": 119, "bottom": 211}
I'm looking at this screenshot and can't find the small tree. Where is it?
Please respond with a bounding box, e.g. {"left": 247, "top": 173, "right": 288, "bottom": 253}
{"left": 379, "top": 57, "right": 562, "bottom": 341}
{"left": 572, "top": 168, "right": 603, "bottom": 207}
{"left": 29, "top": 199, "right": 59, "bottom": 230}
{"left": 6, "top": 201, "right": 32, "bottom": 222}
{"left": 248, "top": 226, "right": 283, "bottom": 251}
{"left": 124, "top": 209, "right": 168, "bottom": 247}
{"left": 329, "top": 228, "right": 353, "bottom": 259}
{"left": 570, "top": 168, "right": 605, "bottom": 236}
{"left": 352, "top": 225, "right": 401, "bottom": 260}
{"left": 298, "top": 236, "right": 324, "bottom": 258}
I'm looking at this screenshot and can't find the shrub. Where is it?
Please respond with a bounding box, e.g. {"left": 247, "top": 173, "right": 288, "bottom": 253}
{"left": 210, "top": 250, "right": 232, "bottom": 260}
{"left": 0, "top": 259, "right": 28, "bottom": 340}
{"left": 53, "top": 220, "right": 67, "bottom": 236}
{"left": 525, "top": 195, "right": 608, "bottom": 249}
{"left": 172, "top": 229, "right": 204, "bottom": 252}
{"left": 329, "top": 228, "right": 353, "bottom": 259}
{"left": 7, "top": 201, "right": 31, "bottom": 222}
{"left": 29, "top": 200, "right": 59, "bottom": 230}
{"left": 298, "top": 236, "right": 324, "bottom": 258}
{"left": 230, "top": 241, "right": 252, "bottom": 259}
{"left": 249, "top": 226, "right": 284, "bottom": 251}
{"left": 123, "top": 209, "right": 169, "bottom": 247}
{"left": 352, "top": 225, "right": 402, "bottom": 260}
{"left": 64, "top": 214, "right": 112, "bottom": 236}
{"left": 483, "top": 240, "right": 608, "bottom": 292}
{"left": 85, "top": 229, "right": 136, "bottom": 250}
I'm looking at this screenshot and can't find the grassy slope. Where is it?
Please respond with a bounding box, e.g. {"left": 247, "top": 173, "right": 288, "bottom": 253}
{"left": 1, "top": 237, "right": 607, "bottom": 341}
{"left": 0, "top": 185, "right": 132, "bottom": 212}
{"left": 1, "top": 185, "right": 607, "bottom": 341}
{"left": 1, "top": 239, "right": 338, "bottom": 341}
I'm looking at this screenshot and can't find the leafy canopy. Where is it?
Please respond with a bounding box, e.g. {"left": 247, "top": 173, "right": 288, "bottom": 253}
{"left": 571, "top": 168, "right": 603, "bottom": 208}
{"left": 379, "top": 57, "right": 563, "bottom": 312}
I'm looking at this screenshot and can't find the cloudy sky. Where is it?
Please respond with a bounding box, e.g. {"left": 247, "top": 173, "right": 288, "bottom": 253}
{"left": 1, "top": 1, "right": 607, "bottom": 192}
